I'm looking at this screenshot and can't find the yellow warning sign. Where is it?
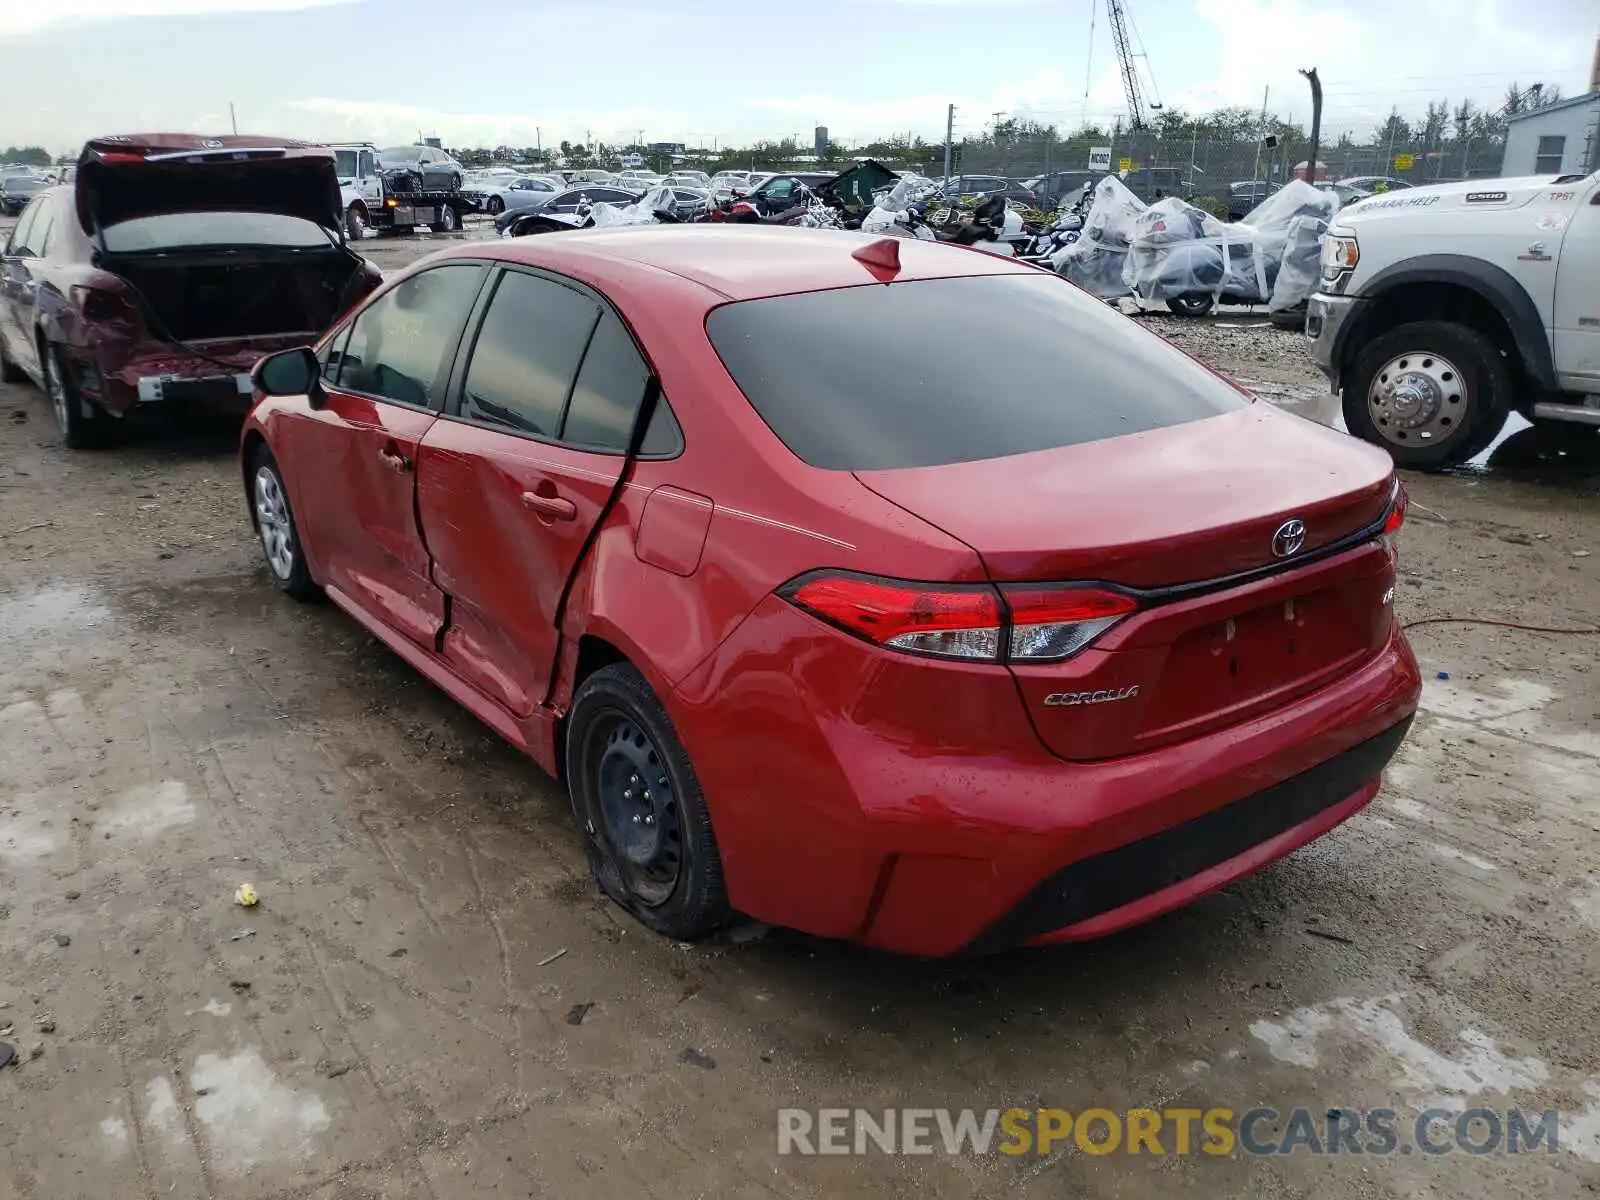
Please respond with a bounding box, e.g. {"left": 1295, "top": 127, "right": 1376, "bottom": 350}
{"left": 1118, "top": 157, "right": 1133, "bottom": 172}
{"left": 1393, "top": 154, "right": 1415, "bottom": 172}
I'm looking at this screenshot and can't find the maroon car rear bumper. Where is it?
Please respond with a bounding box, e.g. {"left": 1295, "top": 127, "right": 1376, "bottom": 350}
{"left": 69, "top": 335, "right": 310, "bottom": 416}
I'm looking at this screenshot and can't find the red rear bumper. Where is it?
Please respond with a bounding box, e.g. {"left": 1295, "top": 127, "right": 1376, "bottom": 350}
{"left": 669, "top": 598, "right": 1420, "bottom": 957}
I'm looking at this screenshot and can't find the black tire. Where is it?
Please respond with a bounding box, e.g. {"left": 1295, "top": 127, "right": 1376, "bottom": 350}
{"left": 43, "top": 342, "right": 116, "bottom": 449}
{"left": 1269, "top": 304, "right": 1308, "bottom": 331}
{"left": 486, "top": 195, "right": 504, "bottom": 215}
{"left": 430, "top": 203, "right": 459, "bottom": 234}
{"left": 1343, "top": 320, "right": 1511, "bottom": 470}
{"left": 1166, "top": 294, "right": 1214, "bottom": 317}
{"left": 344, "top": 203, "right": 367, "bottom": 241}
{"left": 566, "top": 663, "right": 730, "bottom": 940}
{"left": 449, "top": 172, "right": 462, "bottom": 191}
{"left": 248, "top": 445, "right": 318, "bottom": 601}
{"left": 0, "top": 334, "right": 25, "bottom": 383}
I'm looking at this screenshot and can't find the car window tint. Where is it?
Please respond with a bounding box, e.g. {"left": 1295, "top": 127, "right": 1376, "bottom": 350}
{"left": 460, "top": 271, "right": 600, "bottom": 437}
{"left": 706, "top": 273, "right": 1246, "bottom": 471}
{"left": 561, "top": 309, "right": 681, "bottom": 453}
{"left": 336, "top": 264, "right": 485, "bottom": 407}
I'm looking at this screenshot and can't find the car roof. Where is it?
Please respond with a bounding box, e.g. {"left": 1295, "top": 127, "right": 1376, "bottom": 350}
{"left": 432, "top": 225, "right": 1034, "bottom": 303}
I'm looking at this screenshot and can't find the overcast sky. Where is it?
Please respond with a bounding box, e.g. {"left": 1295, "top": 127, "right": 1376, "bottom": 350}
{"left": 2, "top": 0, "right": 1594, "bottom": 154}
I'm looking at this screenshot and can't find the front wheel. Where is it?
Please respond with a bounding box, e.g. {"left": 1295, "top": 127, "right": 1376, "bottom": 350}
{"left": 344, "top": 203, "right": 367, "bottom": 240}
{"left": 250, "top": 446, "right": 318, "bottom": 600}
{"left": 566, "top": 663, "right": 730, "bottom": 940}
{"left": 1343, "top": 320, "right": 1511, "bottom": 469}
{"left": 1166, "top": 294, "right": 1214, "bottom": 317}
{"left": 485, "top": 195, "right": 504, "bottom": 214}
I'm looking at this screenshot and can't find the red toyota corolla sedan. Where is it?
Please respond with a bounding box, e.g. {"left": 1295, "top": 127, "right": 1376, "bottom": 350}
{"left": 241, "top": 226, "right": 1421, "bottom": 956}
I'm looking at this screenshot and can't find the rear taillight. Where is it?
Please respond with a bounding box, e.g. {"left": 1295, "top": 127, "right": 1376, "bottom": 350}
{"left": 1382, "top": 480, "right": 1408, "bottom": 536}
{"left": 781, "top": 572, "right": 1136, "bottom": 663}
{"left": 71, "top": 285, "right": 137, "bottom": 324}
{"left": 1002, "top": 585, "right": 1139, "bottom": 660}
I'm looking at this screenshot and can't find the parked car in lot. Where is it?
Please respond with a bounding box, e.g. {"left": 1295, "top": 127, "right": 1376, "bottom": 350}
{"left": 492, "top": 184, "right": 643, "bottom": 233}
{"left": 1226, "top": 179, "right": 1276, "bottom": 221}
{"left": 240, "top": 225, "right": 1420, "bottom": 955}
{"left": 735, "top": 171, "right": 838, "bottom": 215}
{"left": 1326, "top": 176, "right": 1413, "bottom": 205}
{"left": 2, "top": 172, "right": 47, "bottom": 215}
{"left": 664, "top": 170, "right": 712, "bottom": 189}
{"left": 1023, "top": 170, "right": 1101, "bottom": 210}
{"left": 0, "top": 134, "right": 380, "bottom": 447}
{"left": 709, "top": 170, "right": 749, "bottom": 197}
{"left": 944, "top": 175, "right": 1039, "bottom": 207}
{"left": 375, "top": 145, "right": 465, "bottom": 191}
{"left": 462, "top": 174, "right": 560, "bottom": 214}
{"left": 1120, "top": 167, "right": 1189, "bottom": 202}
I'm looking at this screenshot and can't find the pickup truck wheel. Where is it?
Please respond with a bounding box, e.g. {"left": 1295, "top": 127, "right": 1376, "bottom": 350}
{"left": 1166, "top": 294, "right": 1214, "bottom": 317}
{"left": 1344, "top": 320, "right": 1511, "bottom": 469}
{"left": 566, "top": 663, "right": 731, "bottom": 941}
{"left": 344, "top": 203, "right": 367, "bottom": 240}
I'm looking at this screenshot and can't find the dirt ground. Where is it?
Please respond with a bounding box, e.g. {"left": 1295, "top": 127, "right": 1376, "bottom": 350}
{"left": 2, "top": 221, "right": 1599, "bottom": 1200}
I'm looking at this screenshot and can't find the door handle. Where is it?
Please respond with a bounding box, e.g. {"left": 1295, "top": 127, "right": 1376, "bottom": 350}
{"left": 377, "top": 447, "right": 411, "bottom": 473}
{"left": 521, "top": 490, "right": 576, "bottom": 521}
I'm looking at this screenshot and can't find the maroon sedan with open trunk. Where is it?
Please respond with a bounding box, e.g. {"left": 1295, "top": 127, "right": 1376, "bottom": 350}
{"left": 0, "top": 134, "right": 379, "bottom": 446}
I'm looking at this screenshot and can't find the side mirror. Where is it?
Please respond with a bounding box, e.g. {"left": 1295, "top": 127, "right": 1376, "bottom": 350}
{"left": 253, "top": 346, "right": 323, "bottom": 406}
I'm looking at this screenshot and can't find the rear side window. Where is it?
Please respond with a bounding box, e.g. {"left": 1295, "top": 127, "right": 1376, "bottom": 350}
{"left": 705, "top": 273, "right": 1246, "bottom": 470}
{"left": 562, "top": 310, "right": 680, "bottom": 455}
{"left": 336, "top": 263, "right": 485, "bottom": 407}
{"left": 460, "top": 271, "right": 600, "bottom": 437}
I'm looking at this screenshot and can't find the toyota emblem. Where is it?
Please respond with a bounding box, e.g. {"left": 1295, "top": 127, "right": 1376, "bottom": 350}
{"left": 1272, "top": 519, "right": 1307, "bottom": 558}
{"left": 201, "top": 138, "right": 224, "bottom": 149}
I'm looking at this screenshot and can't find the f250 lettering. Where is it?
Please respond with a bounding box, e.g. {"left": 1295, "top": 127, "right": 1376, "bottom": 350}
{"left": 1042, "top": 686, "right": 1142, "bottom": 708}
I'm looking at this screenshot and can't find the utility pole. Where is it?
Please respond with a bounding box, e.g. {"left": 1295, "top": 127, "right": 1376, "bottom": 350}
{"left": 1250, "top": 85, "right": 1269, "bottom": 184}
{"left": 229, "top": 103, "right": 238, "bottom": 135}
{"left": 942, "top": 103, "right": 955, "bottom": 187}
{"left": 1299, "top": 68, "right": 1322, "bottom": 182}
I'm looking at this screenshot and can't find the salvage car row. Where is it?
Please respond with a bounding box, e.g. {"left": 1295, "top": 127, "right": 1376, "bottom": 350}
{"left": 1, "top": 131, "right": 1428, "bottom": 956}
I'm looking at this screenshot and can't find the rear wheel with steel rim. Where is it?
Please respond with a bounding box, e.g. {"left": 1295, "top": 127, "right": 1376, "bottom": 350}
{"left": 250, "top": 446, "right": 318, "bottom": 599}
{"left": 567, "top": 663, "right": 729, "bottom": 939}
{"left": 44, "top": 343, "right": 113, "bottom": 449}
{"left": 1343, "top": 320, "right": 1510, "bottom": 470}
{"left": 430, "top": 203, "right": 459, "bottom": 234}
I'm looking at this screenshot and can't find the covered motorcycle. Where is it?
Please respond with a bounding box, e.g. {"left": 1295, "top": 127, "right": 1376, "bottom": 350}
{"left": 1122, "top": 180, "right": 1338, "bottom": 315}
{"left": 1051, "top": 175, "right": 1144, "bottom": 299}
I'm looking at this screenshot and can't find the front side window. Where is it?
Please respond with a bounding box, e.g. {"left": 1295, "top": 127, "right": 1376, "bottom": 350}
{"left": 460, "top": 271, "right": 600, "bottom": 437}
{"left": 6, "top": 198, "right": 42, "bottom": 255}
{"left": 335, "top": 264, "right": 485, "bottom": 407}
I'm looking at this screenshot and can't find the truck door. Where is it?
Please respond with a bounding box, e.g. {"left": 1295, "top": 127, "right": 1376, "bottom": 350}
{"left": 358, "top": 149, "right": 383, "bottom": 206}
{"left": 1552, "top": 181, "right": 1600, "bottom": 390}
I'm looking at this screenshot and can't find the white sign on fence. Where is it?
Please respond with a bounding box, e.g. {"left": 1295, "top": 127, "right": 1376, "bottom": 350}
{"left": 1088, "top": 146, "right": 1112, "bottom": 171}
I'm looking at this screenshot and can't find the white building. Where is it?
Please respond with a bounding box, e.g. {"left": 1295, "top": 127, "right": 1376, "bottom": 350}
{"left": 1501, "top": 92, "right": 1600, "bottom": 177}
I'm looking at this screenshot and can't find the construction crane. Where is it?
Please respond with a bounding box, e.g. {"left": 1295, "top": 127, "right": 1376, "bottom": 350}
{"left": 1106, "top": 0, "right": 1160, "bottom": 131}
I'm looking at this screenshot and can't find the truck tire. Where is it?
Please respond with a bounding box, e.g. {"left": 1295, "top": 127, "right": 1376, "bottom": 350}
{"left": 430, "top": 204, "right": 459, "bottom": 234}
{"left": 1342, "top": 320, "right": 1511, "bottom": 470}
{"left": 344, "top": 203, "right": 367, "bottom": 240}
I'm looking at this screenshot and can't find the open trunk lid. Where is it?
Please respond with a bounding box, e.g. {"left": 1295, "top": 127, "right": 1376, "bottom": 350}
{"left": 855, "top": 405, "right": 1400, "bottom": 760}
{"left": 76, "top": 134, "right": 343, "bottom": 237}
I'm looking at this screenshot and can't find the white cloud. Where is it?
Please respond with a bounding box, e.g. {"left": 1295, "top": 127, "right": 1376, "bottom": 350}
{"left": 0, "top": 0, "right": 358, "bottom": 37}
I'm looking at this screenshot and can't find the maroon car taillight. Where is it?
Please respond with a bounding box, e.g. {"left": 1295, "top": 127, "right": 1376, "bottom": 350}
{"left": 780, "top": 572, "right": 1138, "bottom": 663}
{"left": 71, "top": 285, "right": 138, "bottom": 325}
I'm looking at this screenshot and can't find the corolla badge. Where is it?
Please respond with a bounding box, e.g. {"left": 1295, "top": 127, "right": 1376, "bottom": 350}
{"left": 1043, "top": 686, "right": 1141, "bottom": 708}
{"left": 1271, "top": 518, "right": 1307, "bottom": 558}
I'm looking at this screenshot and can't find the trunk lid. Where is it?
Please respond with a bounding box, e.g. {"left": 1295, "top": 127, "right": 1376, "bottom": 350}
{"left": 76, "top": 134, "right": 344, "bottom": 237}
{"left": 855, "top": 405, "right": 1399, "bottom": 760}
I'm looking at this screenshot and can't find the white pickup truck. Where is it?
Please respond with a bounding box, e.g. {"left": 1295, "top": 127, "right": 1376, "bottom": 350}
{"left": 1307, "top": 170, "right": 1599, "bottom": 467}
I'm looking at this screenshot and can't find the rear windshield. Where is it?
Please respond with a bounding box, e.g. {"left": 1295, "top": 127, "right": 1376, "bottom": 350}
{"left": 103, "top": 212, "right": 332, "bottom": 253}
{"left": 705, "top": 273, "right": 1247, "bottom": 470}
